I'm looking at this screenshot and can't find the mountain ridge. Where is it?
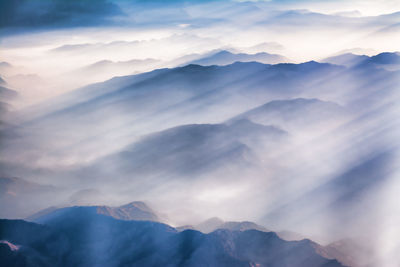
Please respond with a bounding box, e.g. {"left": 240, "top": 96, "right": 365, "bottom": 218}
{"left": 29, "top": 201, "right": 161, "bottom": 224}
{"left": 0, "top": 214, "right": 345, "bottom": 267}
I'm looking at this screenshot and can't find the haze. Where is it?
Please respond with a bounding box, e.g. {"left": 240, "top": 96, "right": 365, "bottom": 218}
{"left": 0, "top": 1, "right": 399, "bottom": 267}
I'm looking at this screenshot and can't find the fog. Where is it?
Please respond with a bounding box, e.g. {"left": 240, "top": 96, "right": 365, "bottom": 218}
{"left": 1, "top": 1, "right": 399, "bottom": 266}
{"left": 1, "top": 0, "right": 399, "bottom": 107}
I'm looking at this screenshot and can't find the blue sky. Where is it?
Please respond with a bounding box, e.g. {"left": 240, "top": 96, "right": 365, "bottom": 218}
{"left": 1, "top": 0, "right": 399, "bottom": 31}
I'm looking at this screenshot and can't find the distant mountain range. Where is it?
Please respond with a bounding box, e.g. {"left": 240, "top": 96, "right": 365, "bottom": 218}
{"left": 1, "top": 51, "right": 399, "bottom": 267}
{"left": 91, "top": 119, "right": 286, "bottom": 180}
{"left": 188, "top": 50, "right": 290, "bottom": 66}
{"left": 8, "top": 60, "right": 345, "bottom": 170}
{"left": 323, "top": 51, "right": 400, "bottom": 70}
{"left": 71, "top": 58, "right": 162, "bottom": 85}
{"left": 1, "top": 0, "right": 399, "bottom": 263}
{"left": 323, "top": 53, "right": 369, "bottom": 67}
{"left": 177, "top": 217, "right": 270, "bottom": 234}
{"left": 230, "top": 98, "right": 347, "bottom": 132}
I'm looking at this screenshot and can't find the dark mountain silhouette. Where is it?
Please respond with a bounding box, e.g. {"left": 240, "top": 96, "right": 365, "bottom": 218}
{"left": 0, "top": 212, "right": 345, "bottom": 267}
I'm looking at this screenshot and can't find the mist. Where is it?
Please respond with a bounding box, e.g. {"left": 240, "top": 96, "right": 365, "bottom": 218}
{"left": 1, "top": 1, "right": 399, "bottom": 267}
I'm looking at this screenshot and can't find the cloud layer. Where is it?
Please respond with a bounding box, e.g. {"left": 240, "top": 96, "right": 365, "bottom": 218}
{"left": 0, "top": 0, "right": 122, "bottom": 30}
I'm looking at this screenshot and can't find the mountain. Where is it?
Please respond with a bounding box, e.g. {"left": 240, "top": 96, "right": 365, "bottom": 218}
{"left": 29, "top": 201, "right": 161, "bottom": 223}
{"left": 195, "top": 217, "right": 225, "bottom": 233}
{"left": 0, "top": 213, "right": 345, "bottom": 267}
{"left": 0, "top": 76, "right": 6, "bottom": 85}
{"left": 5, "top": 61, "right": 344, "bottom": 169}
{"left": 323, "top": 53, "right": 369, "bottom": 67}
{"left": 25, "top": 206, "right": 59, "bottom": 222}
{"left": 82, "top": 58, "right": 160, "bottom": 73}
{"left": 244, "top": 42, "right": 284, "bottom": 54}
{"left": 194, "top": 217, "right": 270, "bottom": 233}
{"left": 0, "top": 220, "right": 54, "bottom": 267}
{"left": 189, "top": 50, "right": 289, "bottom": 66}
{"left": 2, "top": 58, "right": 397, "bottom": 260}
{"left": 277, "top": 230, "right": 306, "bottom": 241}
{"left": 323, "top": 239, "right": 369, "bottom": 267}
{"left": 218, "top": 221, "right": 269, "bottom": 232}
{"left": 0, "top": 84, "right": 17, "bottom": 118}
{"left": 0, "top": 85, "right": 17, "bottom": 100}
{"left": 91, "top": 119, "right": 286, "bottom": 181}
{"left": 367, "top": 52, "right": 400, "bottom": 65}
{"left": 100, "top": 201, "right": 160, "bottom": 221}
{"left": 0, "top": 62, "right": 19, "bottom": 77}
{"left": 351, "top": 52, "right": 400, "bottom": 71}
{"left": 0, "top": 83, "right": 17, "bottom": 134}
{"left": 72, "top": 58, "right": 162, "bottom": 84}
{"left": 323, "top": 52, "right": 400, "bottom": 70}
{"left": 0, "top": 62, "right": 12, "bottom": 69}
{"left": 52, "top": 59, "right": 337, "bottom": 123}
{"left": 230, "top": 98, "right": 346, "bottom": 132}
{"left": 0, "top": 101, "right": 11, "bottom": 117}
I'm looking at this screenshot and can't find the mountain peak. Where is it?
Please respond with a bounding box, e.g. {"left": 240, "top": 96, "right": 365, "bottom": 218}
{"left": 203, "top": 216, "right": 224, "bottom": 223}
{"left": 29, "top": 201, "right": 161, "bottom": 224}
{"left": 96, "top": 201, "right": 160, "bottom": 222}
{"left": 196, "top": 217, "right": 225, "bottom": 233}
{"left": 0, "top": 62, "right": 12, "bottom": 68}
{"left": 118, "top": 201, "right": 156, "bottom": 215}
{"left": 189, "top": 49, "right": 287, "bottom": 66}
{"left": 323, "top": 53, "right": 369, "bottom": 67}
{"left": 214, "top": 50, "right": 234, "bottom": 56}
{"left": 369, "top": 51, "right": 400, "bottom": 64}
